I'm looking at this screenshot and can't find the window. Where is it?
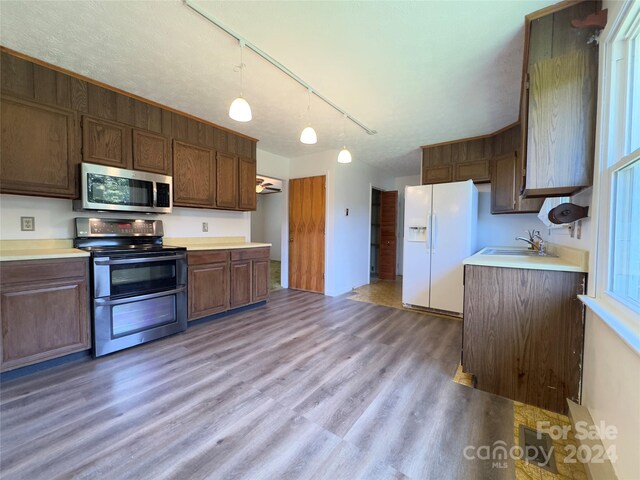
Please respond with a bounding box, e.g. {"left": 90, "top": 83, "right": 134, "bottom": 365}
{"left": 610, "top": 156, "right": 640, "bottom": 310}
{"left": 584, "top": 2, "right": 640, "bottom": 349}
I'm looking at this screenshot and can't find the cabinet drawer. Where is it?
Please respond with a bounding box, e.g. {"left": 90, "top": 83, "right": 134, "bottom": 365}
{"left": 188, "top": 250, "right": 230, "bottom": 266}
{"left": 1, "top": 258, "right": 88, "bottom": 285}
{"left": 231, "top": 248, "right": 270, "bottom": 261}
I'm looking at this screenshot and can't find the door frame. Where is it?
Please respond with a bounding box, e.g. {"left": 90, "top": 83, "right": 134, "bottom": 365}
{"left": 367, "top": 183, "right": 392, "bottom": 283}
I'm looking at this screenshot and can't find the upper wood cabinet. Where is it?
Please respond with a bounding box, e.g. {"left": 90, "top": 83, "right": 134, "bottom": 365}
{"left": 82, "top": 115, "right": 132, "bottom": 169}
{"left": 0, "top": 95, "right": 78, "bottom": 198}
{"left": 491, "top": 153, "right": 518, "bottom": 213}
{"left": 422, "top": 136, "right": 492, "bottom": 185}
{"left": 132, "top": 128, "right": 171, "bottom": 175}
{"left": 173, "top": 140, "right": 215, "bottom": 208}
{"left": 216, "top": 152, "right": 238, "bottom": 209}
{"left": 0, "top": 258, "right": 90, "bottom": 372}
{"left": 520, "top": 1, "right": 598, "bottom": 198}
{"left": 238, "top": 156, "right": 257, "bottom": 211}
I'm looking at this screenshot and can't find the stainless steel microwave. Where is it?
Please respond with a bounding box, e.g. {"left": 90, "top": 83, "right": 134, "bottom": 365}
{"left": 75, "top": 163, "right": 172, "bottom": 214}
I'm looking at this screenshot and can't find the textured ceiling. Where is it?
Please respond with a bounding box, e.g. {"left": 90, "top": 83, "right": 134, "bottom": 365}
{"left": 0, "top": 0, "right": 556, "bottom": 176}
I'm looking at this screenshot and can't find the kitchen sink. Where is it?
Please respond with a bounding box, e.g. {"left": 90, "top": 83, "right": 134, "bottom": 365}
{"left": 481, "top": 248, "right": 557, "bottom": 257}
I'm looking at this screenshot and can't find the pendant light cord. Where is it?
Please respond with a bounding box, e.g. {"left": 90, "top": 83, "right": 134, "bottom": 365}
{"left": 239, "top": 40, "right": 245, "bottom": 97}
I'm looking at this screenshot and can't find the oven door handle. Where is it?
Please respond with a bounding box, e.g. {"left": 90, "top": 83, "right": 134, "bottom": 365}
{"left": 94, "top": 254, "right": 186, "bottom": 266}
{"left": 94, "top": 287, "right": 186, "bottom": 306}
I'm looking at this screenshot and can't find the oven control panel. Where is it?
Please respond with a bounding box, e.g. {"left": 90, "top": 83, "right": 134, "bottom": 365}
{"left": 75, "top": 218, "right": 164, "bottom": 237}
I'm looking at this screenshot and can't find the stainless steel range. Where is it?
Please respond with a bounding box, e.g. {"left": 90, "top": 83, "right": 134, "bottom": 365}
{"left": 74, "top": 218, "right": 187, "bottom": 357}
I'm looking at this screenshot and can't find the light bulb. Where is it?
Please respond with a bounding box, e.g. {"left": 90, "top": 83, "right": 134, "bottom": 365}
{"left": 229, "top": 96, "right": 252, "bottom": 122}
{"left": 337, "top": 147, "right": 352, "bottom": 164}
{"left": 300, "top": 126, "right": 318, "bottom": 144}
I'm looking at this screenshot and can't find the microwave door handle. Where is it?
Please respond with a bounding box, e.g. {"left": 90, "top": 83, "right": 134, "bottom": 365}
{"left": 94, "top": 287, "right": 186, "bottom": 306}
{"left": 153, "top": 182, "right": 158, "bottom": 208}
{"left": 94, "top": 254, "right": 186, "bottom": 266}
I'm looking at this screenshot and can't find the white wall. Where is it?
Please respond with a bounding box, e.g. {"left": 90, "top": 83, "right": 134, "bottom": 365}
{"left": 0, "top": 194, "right": 250, "bottom": 240}
{"left": 251, "top": 193, "right": 283, "bottom": 261}
{"left": 250, "top": 195, "right": 267, "bottom": 245}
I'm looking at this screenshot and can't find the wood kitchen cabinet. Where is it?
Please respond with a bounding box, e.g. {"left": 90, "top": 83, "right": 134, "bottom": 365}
{"left": 187, "top": 251, "right": 229, "bottom": 321}
{"left": 132, "top": 128, "right": 171, "bottom": 175}
{"left": 462, "top": 264, "right": 586, "bottom": 414}
{"left": 173, "top": 140, "right": 216, "bottom": 208}
{"left": 216, "top": 152, "right": 239, "bottom": 209}
{"left": 0, "top": 258, "right": 90, "bottom": 372}
{"left": 0, "top": 49, "right": 258, "bottom": 209}
{"left": 82, "top": 115, "right": 132, "bottom": 168}
{"left": 520, "top": 1, "right": 598, "bottom": 197}
{"left": 491, "top": 151, "right": 544, "bottom": 214}
{"left": 1, "top": 95, "right": 79, "bottom": 198}
{"left": 238, "top": 156, "right": 257, "bottom": 211}
{"left": 187, "top": 247, "right": 269, "bottom": 321}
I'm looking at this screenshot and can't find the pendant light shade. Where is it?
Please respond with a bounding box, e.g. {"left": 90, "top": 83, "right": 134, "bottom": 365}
{"left": 300, "top": 126, "right": 317, "bottom": 144}
{"left": 229, "top": 96, "right": 252, "bottom": 122}
{"left": 229, "top": 40, "right": 252, "bottom": 123}
{"left": 337, "top": 147, "right": 352, "bottom": 164}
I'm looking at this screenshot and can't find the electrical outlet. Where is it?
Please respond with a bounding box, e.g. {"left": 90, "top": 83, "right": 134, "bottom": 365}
{"left": 20, "top": 216, "right": 35, "bottom": 231}
{"left": 576, "top": 220, "right": 582, "bottom": 239}
{"left": 202, "top": 222, "right": 208, "bottom": 232}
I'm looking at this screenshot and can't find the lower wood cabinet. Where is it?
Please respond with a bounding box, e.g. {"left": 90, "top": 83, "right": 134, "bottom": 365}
{"left": 462, "top": 264, "right": 586, "bottom": 414}
{"left": 187, "top": 247, "right": 269, "bottom": 321}
{"left": 0, "top": 258, "right": 90, "bottom": 372}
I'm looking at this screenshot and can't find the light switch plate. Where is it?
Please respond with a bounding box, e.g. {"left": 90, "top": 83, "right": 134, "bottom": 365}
{"left": 20, "top": 216, "right": 35, "bottom": 231}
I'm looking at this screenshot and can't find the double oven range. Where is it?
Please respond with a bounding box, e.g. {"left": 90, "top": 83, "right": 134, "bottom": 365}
{"left": 75, "top": 218, "right": 187, "bottom": 357}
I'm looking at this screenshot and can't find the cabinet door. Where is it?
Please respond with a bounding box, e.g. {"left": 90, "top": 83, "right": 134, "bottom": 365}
{"left": 1, "top": 95, "right": 78, "bottom": 198}
{"left": 252, "top": 259, "right": 270, "bottom": 302}
{"left": 173, "top": 140, "right": 215, "bottom": 207}
{"left": 491, "top": 152, "right": 517, "bottom": 213}
{"left": 216, "top": 152, "right": 238, "bottom": 209}
{"left": 133, "top": 128, "right": 171, "bottom": 175}
{"left": 82, "top": 115, "right": 132, "bottom": 168}
{"left": 238, "top": 156, "right": 257, "bottom": 210}
{"left": 230, "top": 261, "right": 252, "bottom": 308}
{"left": 188, "top": 262, "right": 229, "bottom": 320}
{"left": 1, "top": 261, "right": 89, "bottom": 372}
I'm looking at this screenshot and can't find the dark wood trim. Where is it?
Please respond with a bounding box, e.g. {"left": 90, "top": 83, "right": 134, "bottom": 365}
{"left": 420, "top": 121, "right": 519, "bottom": 149}
{"left": 0, "top": 45, "right": 258, "bottom": 143}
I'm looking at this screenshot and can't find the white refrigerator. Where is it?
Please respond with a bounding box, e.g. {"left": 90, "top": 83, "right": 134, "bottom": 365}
{"left": 402, "top": 180, "right": 478, "bottom": 315}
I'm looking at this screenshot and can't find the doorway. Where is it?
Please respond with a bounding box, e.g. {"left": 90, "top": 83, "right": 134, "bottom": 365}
{"left": 251, "top": 175, "right": 284, "bottom": 291}
{"left": 289, "top": 175, "right": 326, "bottom": 294}
{"left": 370, "top": 188, "right": 398, "bottom": 281}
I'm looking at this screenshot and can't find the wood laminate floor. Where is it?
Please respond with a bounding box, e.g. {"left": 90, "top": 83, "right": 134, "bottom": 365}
{"left": 1, "top": 289, "right": 515, "bottom": 480}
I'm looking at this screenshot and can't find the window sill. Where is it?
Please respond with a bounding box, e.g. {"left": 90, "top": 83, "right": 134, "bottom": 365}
{"left": 579, "top": 295, "right": 640, "bottom": 355}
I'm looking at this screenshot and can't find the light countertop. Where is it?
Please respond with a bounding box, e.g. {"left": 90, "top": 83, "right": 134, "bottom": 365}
{"left": 463, "top": 245, "right": 588, "bottom": 273}
{"left": 163, "top": 237, "right": 271, "bottom": 251}
{"left": 0, "top": 240, "right": 90, "bottom": 262}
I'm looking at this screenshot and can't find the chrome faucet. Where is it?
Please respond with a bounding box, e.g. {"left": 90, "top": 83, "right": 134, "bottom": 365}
{"left": 515, "top": 230, "right": 546, "bottom": 255}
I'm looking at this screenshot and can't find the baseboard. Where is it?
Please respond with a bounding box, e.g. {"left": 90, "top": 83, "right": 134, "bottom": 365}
{"left": 567, "top": 400, "right": 618, "bottom": 480}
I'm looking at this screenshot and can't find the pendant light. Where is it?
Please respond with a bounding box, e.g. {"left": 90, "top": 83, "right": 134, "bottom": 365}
{"left": 337, "top": 113, "right": 352, "bottom": 163}
{"left": 229, "top": 40, "right": 252, "bottom": 122}
{"left": 300, "top": 89, "right": 317, "bottom": 144}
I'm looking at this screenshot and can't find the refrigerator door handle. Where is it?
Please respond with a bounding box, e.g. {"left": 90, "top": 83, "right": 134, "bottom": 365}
{"left": 432, "top": 213, "right": 437, "bottom": 253}
{"left": 426, "top": 213, "right": 432, "bottom": 251}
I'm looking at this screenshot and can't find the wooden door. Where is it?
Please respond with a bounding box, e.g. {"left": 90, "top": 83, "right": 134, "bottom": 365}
{"left": 82, "top": 115, "right": 132, "bottom": 168}
{"left": 173, "top": 140, "right": 215, "bottom": 208}
{"left": 216, "top": 152, "right": 238, "bottom": 209}
{"left": 132, "top": 128, "right": 171, "bottom": 175}
{"left": 238, "top": 156, "right": 257, "bottom": 210}
{"left": 188, "top": 262, "right": 229, "bottom": 321}
{"left": 1, "top": 95, "right": 78, "bottom": 198}
{"left": 491, "top": 152, "right": 517, "bottom": 213}
{"left": 230, "top": 261, "right": 252, "bottom": 308}
{"left": 252, "top": 259, "right": 270, "bottom": 302}
{"left": 378, "top": 191, "right": 398, "bottom": 280}
{"left": 289, "top": 176, "right": 325, "bottom": 293}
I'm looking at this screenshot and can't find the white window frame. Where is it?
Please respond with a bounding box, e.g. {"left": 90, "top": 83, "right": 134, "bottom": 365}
{"left": 581, "top": 1, "right": 640, "bottom": 353}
